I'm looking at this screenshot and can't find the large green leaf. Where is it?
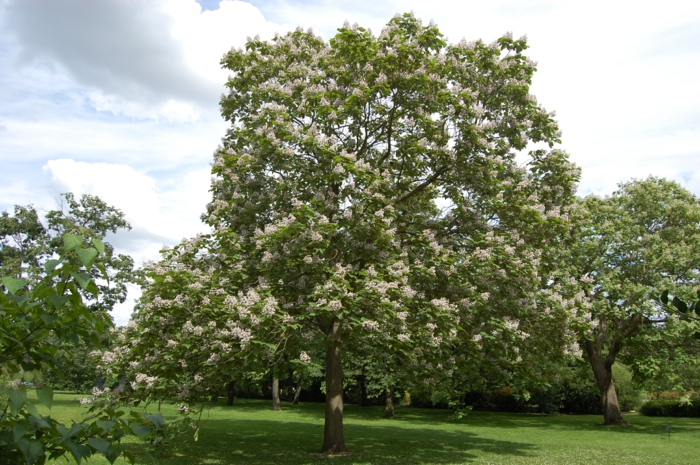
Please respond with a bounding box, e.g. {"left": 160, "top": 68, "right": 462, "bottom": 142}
{"left": 129, "top": 423, "right": 151, "bottom": 440}
{"left": 92, "top": 238, "right": 106, "bottom": 256}
{"left": 104, "top": 444, "right": 123, "bottom": 464}
{"left": 76, "top": 248, "right": 98, "bottom": 268}
{"left": 96, "top": 420, "right": 116, "bottom": 433}
{"left": 69, "top": 271, "right": 92, "bottom": 290}
{"left": 63, "top": 233, "right": 83, "bottom": 250}
{"left": 88, "top": 438, "right": 111, "bottom": 454}
{"left": 13, "top": 421, "right": 28, "bottom": 442}
{"left": 2, "top": 277, "right": 28, "bottom": 294}
{"left": 145, "top": 413, "right": 166, "bottom": 428}
{"left": 36, "top": 386, "right": 53, "bottom": 410}
{"left": 27, "top": 439, "right": 44, "bottom": 465}
{"left": 44, "top": 259, "right": 61, "bottom": 273}
{"left": 48, "top": 294, "right": 70, "bottom": 310}
{"left": 29, "top": 414, "right": 51, "bottom": 429}
{"left": 8, "top": 387, "right": 27, "bottom": 415}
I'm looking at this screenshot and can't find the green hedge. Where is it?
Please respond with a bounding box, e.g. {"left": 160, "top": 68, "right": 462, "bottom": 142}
{"left": 640, "top": 399, "right": 700, "bottom": 417}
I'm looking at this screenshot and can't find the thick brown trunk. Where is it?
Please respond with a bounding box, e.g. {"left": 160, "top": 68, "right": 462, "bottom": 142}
{"left": 272, "top": 375, "right": 282, "bottom": 411}
{"left": 226, "top": 380, "right": 235, "bottom": 406}
{"left": 602, "top": 377, "right": 627, "bottom": 424}
{"left": 321, "top": 321, "right": 347, "bottom": 454}
{"left": 586, "top": 342, "right": 628, "bottom": 425}
{"left": 384, "top": 386, "right": 395, "bottom": 418}
{"left": 292, "top": 382, "right": 302, "bottom": 404}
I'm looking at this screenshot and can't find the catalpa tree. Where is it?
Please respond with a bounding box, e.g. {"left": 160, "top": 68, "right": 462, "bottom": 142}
{"left": 207, "top": 13, "right": 585, "bottom": 453}
{"left": 120, "top": 14, "right": 586, "bottom": 454}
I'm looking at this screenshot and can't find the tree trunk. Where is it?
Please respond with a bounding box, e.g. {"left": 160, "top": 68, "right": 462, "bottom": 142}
{"left": 226, "top": 380, "right": 235, "bottom": 406}
{"left": 272, "top": 375, "right": 282, "bottom": 411}
{"left": 359, "top": 369, "right": 369, "bottom": 407}
{"left": 585, "top": 341, "right": 628, "bottom": 425}
{"left": 211, "top": 393, "right": 219, "bottom": 403}
{"left": 384, "top": 386, "right": 395, "bottom": 419}
{"left": 292, "top": 382, "right": 302, "bottom": 404}
{"left": 321, "top": 321, "right": 347, "bottom": 454}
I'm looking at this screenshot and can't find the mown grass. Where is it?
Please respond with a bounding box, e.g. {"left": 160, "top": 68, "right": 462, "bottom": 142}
{"left": 30, "top": 392, "right": 700, "bottom": 464}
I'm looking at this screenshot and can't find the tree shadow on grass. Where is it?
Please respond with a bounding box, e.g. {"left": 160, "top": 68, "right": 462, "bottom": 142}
{"left": 157, "top": 418, "right": 537, "bottom": 465}
{"left": 450, "top": 411, "right": 700, "bottom": 436}
{"left": 229, "top": 400, "right": 700, "bottom": 439}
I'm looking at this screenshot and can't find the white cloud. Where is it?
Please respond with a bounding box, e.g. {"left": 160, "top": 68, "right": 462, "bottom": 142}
{"left": 1, "top": 0, "right": 295, "bottom": 122}
{"left": 43, "top": 159, "right": 210, "bottom": 247}
{"left": 43, "top": 158, "right": 212, "bottom": 325}
{"left": 163, "top": 0, "right": 298, "bottom": 87}
{"left": 88, "top": 92, "right": 201, "bottom": 122}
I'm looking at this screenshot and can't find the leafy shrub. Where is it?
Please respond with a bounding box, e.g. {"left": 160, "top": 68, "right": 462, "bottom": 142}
{"left": 640, "top": 399, "right": 700, "bottom": 417}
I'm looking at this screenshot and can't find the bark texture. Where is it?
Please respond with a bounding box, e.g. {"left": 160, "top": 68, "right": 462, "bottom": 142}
{"left": 583, "top": 313, "right": 642, "bottom": 425}
{"left": 321, "top": 320, "right": 347, "bottom": 454}
{"left": 587, "top": 349, "right": 627, "bottom": 425}
{"left": 272, "top": 376, "right": 282, "bottom": 411}
{"left": 384, "top": 387, "right": 395, "bottom": 419}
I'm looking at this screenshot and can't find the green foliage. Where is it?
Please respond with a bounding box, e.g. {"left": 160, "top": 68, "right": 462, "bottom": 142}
{"left": 0, "top": 233, "right": 187, "bottom": 464}
{"left": 0, "top": 193, "right": 136, "bottom": 313}
{"left": 565, "top": 177, "right": 700, "bottom": 421}
{"left": 41, "top": 335, "right": 112, "bottom": 393}
{"left": 640, "top": 399, "right": 700, "bottom": 417}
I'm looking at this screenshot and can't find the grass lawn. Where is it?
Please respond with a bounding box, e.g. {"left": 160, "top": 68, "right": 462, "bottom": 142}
{"left": 29, "top": 392, "right": 700, "bottom": 464}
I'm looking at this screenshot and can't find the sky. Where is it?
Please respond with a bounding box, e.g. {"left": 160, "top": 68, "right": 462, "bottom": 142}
{"left": 1, "top": 0, "right": 698, "bottom": 325}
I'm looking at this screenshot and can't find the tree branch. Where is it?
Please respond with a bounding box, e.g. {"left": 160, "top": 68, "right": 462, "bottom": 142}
{"left": 395, "top": 166, "right": 449, "bottom": 204}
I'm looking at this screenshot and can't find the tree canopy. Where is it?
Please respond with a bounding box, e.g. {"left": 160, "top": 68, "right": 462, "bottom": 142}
{"left": 113, "top": 13, "right": 589, "bottom": 454}
{"left": 567, "top": 177, "right": 700, "bottom": 424}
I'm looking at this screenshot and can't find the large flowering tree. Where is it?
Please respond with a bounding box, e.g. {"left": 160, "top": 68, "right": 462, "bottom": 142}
{"left": 210, "top": 13, "right": 587, "bottom": 452}
{"left": 117, "top": 14, "right": 586, "bottom": 454}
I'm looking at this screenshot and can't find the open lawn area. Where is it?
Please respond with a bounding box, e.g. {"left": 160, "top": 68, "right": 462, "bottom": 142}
{"left": 34, "top": 393, "right": 700, "bottom": 465}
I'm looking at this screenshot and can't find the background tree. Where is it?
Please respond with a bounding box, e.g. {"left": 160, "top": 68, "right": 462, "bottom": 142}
{"left": 568, "top": 177, "right": 700, "bottom": 425}
{"left": 623, "top": 291, "right": 700, "bottom": 396}
{"left": 1, "top": 233, "right": 183, "bottom": 464}
{"left": 1, "top": 193, "right": 136, "bottom": 395}
{"left": 1, "top": 193, "right": 135, "bottom": 313}
{"left": 0, "top": 205, "right": 49, "bottom": 278}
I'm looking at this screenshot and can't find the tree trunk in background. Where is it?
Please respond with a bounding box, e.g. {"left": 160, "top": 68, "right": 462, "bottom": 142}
{"left": 226, "top": 380, "right": 235, "bottom": 406}
{"left": 321, "top": 321, "right": 347, "bottom": 454}
{"left": 286, "top": 372, "right": 295, "bottom": 401}
{"left": 359, "top": 368, "right": 369, "bottom": 407}
{"left": 211, "top": 393, "right": 219, "bottom": 403}
{"left": 292, "top": 382, "right": 302, "bottom": 404}
{"left": 384, "top": 386, "right": 395, "bottom": 419}
{"left": 272, "top": 375, "right": 282, "bottom": 411}
{"left": 96, "top": 371, "right": 104, "bottom": 391}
